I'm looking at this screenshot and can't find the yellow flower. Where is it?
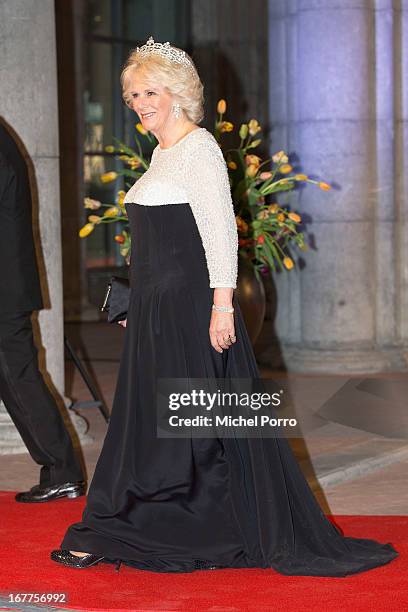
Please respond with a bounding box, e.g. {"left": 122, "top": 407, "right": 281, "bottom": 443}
{"left": 88, "top": 215, "right": 102, "bottom": 224}
{"left": 136, "top": 122, "right": 147, "bottom": 135}
{"left": 319, "top": 181, "right": 331, "bottom": 191}
{"left": 105, "top": 145, "right": 115, "bottom": 153}
{"left": 245, "top": 154, "right": 261, "bottom": 168}
{"left": 218, "top": 121, "right": 234, "bottom": 133}
{"left": 260, "top": 171, "right": 272, "bottom": 180}
{"left": 279, "top": 164, "right": 293, "bottom": 174}
{"left": 288, "top": 212, "right": 301, "bottom": 223}
{"left": 100, "top": 171, "right": 118, "bottom": 183}
{"left": 79, "top": 223, "right": 95, "bottom": 238}
{"left": 256, "top": 209, "right": 270, "bottom": 220}
{"left": 127, "top": 157, "right": 141, "bottom": 169}
{"left": 294, "top": 173, "right": 308, "bottom": 181}
{"left": 280, "top": 178, "right": 290, "bottom": 184}
{"left": 272, "top": 150, "right": 288, "bottom": 164}
{"left": 248, "top": 119, "right": 261, "bottom": 136}
{"left": 217, "top": 99, "right": 227, "bottom": 114}
{"left": 119, "top": 155, "right": 141, "bottom": 169}
{"left": 283, "top": 256, "right": 294, "bottom": 270}
{"left": 268, "top": 203, "right": 279, "bottom": 213}
{"left": 228, "top": 161, "right": 237, "bottom": 170}
{"left": 104, "top": 206, "right": 119, "bottom": 217}
{"left": 239, "top": 124, "right": 248, "bottom": 139}
{"left": 84, "top": 197, "right": 101, "bottom": 210}
{"left": 117, "top": 190, "right": 126, "bottom": 206}
{"left": 277, "top": 213, "right": 285, "bottom": 222}
{"left": 246, "top": 164, "right": 258, "bottom": 178}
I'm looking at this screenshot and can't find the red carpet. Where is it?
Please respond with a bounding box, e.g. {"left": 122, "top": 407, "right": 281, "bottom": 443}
{"left": 0, "top": 491, "right": 405, "bottom": 611}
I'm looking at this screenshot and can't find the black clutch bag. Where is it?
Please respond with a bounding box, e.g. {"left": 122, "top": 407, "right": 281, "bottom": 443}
{"left": 100, "top": 276, "right": 130, "bottom": 323}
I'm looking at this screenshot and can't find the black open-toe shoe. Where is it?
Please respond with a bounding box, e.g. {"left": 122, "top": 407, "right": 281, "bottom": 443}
{"left": 50, "top": 549, "right": 106, "bottom": 569}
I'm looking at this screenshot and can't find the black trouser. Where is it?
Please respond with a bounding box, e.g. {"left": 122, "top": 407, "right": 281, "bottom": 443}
{"left": 0, "top": 310, "right": 84, "bottom": 487}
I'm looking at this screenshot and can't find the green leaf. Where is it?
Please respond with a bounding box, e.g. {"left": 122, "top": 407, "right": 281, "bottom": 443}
{"left": 264, "top": 234, "right": 285, "bottom": 271}
{"left": 112, "top": 137, "right": 137, "bottom": 158}
{"left": 262, "top": 183, "right": 295, "bottom": 194}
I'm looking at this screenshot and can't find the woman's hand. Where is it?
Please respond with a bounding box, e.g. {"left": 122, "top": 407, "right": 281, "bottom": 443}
{"left": 209, "top": 310, "right": 236, "bottom": 353}
{"left": 118, "top": 319, "right": 127, "bottom": 328}
{"left": 210, "top": 287, "right": 236, "bottom": 353}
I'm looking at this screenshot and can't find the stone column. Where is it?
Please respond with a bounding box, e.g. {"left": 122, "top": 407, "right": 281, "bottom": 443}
{"left": 0, "top": 0, "right": 90, "bottom": 452}
{"left": 262, "top": 0, "right": 408, "bottom": 373}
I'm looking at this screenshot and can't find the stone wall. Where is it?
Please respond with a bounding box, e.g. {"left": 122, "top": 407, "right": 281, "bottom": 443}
{"left": 264, "top": 0, "right": 408, "bottom": 373}
{"left": 0, "top": 0, "right": 64, "bottom": 390}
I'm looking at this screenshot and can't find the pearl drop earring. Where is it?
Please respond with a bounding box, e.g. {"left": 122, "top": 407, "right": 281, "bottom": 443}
{"left": 173, "top": 103, "right": 181, "bottom": 119}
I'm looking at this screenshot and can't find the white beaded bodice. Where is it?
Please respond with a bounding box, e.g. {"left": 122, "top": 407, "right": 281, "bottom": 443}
{"left": 124, "top": 127, "right": 238, "bottom": 288}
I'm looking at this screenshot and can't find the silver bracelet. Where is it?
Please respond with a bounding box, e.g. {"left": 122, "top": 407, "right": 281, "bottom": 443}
{"left": 212, "top": 304, "right": 234, "bottom": 314}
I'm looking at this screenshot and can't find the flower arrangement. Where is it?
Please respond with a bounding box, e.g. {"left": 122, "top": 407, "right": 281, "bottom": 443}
{"left": 79, "top": 100, "right": 331, "bottom": 280}
{"left": 214, "top": 99, "right": 331, "bottom": 279}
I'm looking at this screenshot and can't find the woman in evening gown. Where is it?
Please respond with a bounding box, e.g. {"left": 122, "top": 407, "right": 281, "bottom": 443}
{"left": 51, "top": 37, "right": 398, "bottom": 576}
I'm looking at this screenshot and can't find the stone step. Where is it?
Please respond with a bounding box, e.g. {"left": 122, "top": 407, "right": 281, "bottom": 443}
{"left": 296, "top": 435, "right": 408, "bottom": 489}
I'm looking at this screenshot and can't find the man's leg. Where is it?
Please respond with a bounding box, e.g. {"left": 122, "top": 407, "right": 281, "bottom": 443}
{"left": 0, "top": 310, "right": 85, "bottom": 486}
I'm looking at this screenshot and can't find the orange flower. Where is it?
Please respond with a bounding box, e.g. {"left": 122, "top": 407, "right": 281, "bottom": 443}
{"left": 114, "top": 235, "right": 125, "bottom": 244}
{"left": 217, "top": 99, "right": 227, "bottom": 114}
{"left": 246, "top": 164, "right": 258, "bottom": 178}
{"left": 294, "top": 174, "right": 308, "bottom": 181}
{"left": 319, "top": 181, "right": 331, "bottom": 191}
{"left": 236, "top": 216, "right": 249, "bottom": 233}
{"left": 283, "top": 257, "right": 294, "bottom": 270}
{"left": 268, "top": 203, "right": 279, "bottom": 213}
{"left": 88, "top": 215, "right": 102, "bottom": 224}
{"left": 228, "top": 161, "right": 237, "bottom": 170}
{"left": 260, "top": 171, "right": 272, "bottom": 180}
{"left": 245, "top": 154, "right": 261, "bottom": 168}
{"left": 277, "top": 213, "right": 285, "bottom": 223}
{"left": 288, "top": 212, "right": 301, "bottom": 223}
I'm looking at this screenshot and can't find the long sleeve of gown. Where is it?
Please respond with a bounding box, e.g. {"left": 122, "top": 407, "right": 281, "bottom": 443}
{"left": 184, "top": 137, "right": 238, "bottom": 289}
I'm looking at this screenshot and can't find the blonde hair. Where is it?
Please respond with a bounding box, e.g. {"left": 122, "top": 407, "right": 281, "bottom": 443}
{"left": 120, "top": 47, "right": 204, "bottom": 124}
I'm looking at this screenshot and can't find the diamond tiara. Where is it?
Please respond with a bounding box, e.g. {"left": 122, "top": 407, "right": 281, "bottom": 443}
{"left": 135, "top": 36, "right": 195, "bottom": 72}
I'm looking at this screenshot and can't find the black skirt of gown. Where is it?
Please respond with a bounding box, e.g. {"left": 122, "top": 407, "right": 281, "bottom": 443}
{"left": 61, "top": 202, "right": 398, "bottom": 576}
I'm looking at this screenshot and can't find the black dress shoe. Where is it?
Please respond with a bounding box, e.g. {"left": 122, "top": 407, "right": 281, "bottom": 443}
{"left": 51, "top": 549, "right": 105, "bottom": 569}
{"left": 15, "top": 480, "right": 86, "bottom": 503}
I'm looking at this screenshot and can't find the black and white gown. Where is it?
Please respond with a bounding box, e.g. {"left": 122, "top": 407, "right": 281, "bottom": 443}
{"left": 61, "top": 127, "right": 398, "bottom": 575}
